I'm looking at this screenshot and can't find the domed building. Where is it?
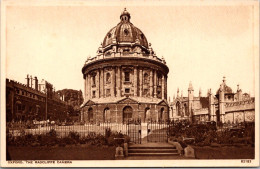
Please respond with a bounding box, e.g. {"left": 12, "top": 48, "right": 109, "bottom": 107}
{"left": 81, "top": 9, "right": 169, "bottom": 123}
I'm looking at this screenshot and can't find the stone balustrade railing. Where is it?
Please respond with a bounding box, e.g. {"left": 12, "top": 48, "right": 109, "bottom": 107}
{"left": 225, "top": 99, "right": 255, "bottom": 107}
{"left": 84, "top": 52, "right": 166, "bottom": 66}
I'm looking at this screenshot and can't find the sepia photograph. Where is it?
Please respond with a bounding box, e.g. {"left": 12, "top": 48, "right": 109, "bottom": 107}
{"left": 0, "top": 0, "right": 259, "bottom": 167}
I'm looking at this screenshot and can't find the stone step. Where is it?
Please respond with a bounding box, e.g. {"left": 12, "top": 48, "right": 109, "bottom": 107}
{"left": 129, "top": 149, "right": 178, "bottom": 153}
{"left": 129, "top": 146, "right": 176, "bottom": 149}
{"left": 128, "top": 152, "right": 179, "bottom": 156}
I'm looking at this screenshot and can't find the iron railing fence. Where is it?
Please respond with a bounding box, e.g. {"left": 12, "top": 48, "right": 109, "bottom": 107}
{"left": 147, "top": 120, "right": 175, "bottom": 142}
{"left": 6, "top": 121, "right": 129, "bottom": 138}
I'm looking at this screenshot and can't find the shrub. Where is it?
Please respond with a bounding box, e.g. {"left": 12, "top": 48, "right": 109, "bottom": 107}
{"left": 95, "top": 135, "right": 107, "bottom": 146}
{"left": 62, "top": 137, "right": 75, "bottom": 145}
{"left": 123, "top": 135, "right": 131, "bottom": 143}
{"left": 68, "top": 131, "right": 80, "bottom": 143}
{"left": 58, "top": 138, "right": 66, "bottom": 147}
{"left": 107, "top": 136, "right": 115, "bottom": 146}
{"left": 105, "top": 128, "right": 112, "bottom": 139}
{"left": 48, "top": 129, "right": 57, "bottom": 137}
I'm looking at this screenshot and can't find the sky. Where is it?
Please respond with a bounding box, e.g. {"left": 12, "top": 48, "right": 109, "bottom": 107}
{"left": 4, "top": 1, "right": 259, "bottom": 99}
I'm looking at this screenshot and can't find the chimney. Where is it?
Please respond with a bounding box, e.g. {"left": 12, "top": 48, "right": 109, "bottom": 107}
{"left": 34, "top": 76, "right": 38, "bottom": 91}
{"left": 30, "top": 75, "right": 33, "bottom": 88}
{"left": 26, "top": 74, "right": 30, "bottom": 87}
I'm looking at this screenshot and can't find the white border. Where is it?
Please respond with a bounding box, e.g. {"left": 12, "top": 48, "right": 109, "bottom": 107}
{"left": 0, "top": 0, "right": 259, "bottom": 167}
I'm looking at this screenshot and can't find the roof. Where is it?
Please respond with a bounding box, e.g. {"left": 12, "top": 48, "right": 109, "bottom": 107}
{"left": 102, "top": 8, "right": 148, "bottom": 50}
{"left": 81, "top": 96, "right": 168, "bottom": 107}
{"left": 216, "top": 83, "right": 233, "bottom": 94}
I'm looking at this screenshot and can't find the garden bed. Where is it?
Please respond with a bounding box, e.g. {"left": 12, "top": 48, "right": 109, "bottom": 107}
{"left": 193, "top": 145, "right": 254, "bottom": 159}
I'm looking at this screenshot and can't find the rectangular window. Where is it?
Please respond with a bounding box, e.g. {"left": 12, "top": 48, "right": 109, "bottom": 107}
{"left": 125, "top": 88, "right": 130, "bottom": 94}
{"left": 157, "top": 90, "right": 162, "bottom": 99}
{"left": 106, "top": 89, "right": 111, "bottom": 97}
{"left": 92, "top": 91, "right": 96, "bottom": 98}
{"left": 125, "top": 72, "right": 130, "bottom": 82}
{"left": 92, "top": 75, "right": 96, "bottom": 85}
{"left": 144, "top": 89, "right": 148, "bottom": 95}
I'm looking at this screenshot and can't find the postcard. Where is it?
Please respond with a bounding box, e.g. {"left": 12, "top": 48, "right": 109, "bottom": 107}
{"left": 1, "top": 0, "right": 259, "bottom": 167}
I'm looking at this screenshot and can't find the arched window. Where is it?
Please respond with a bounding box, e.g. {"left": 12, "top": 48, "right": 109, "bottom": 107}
{"left": 144, "top": 107, "right": 150, "bottom": 122}
{"left": 88, "top": 107, "right": 93, "bottom": 122}
{"left": 159, "top": 107, "right": 164, "bottom": 121}
{"left": 176, "top": 102, "right": 181, "bottom": 116}
{"left": 124, "top": 29, "right": 129, "bottom": 36}
{"left": 92, "top": 75, "right": 96, "bottom": 85}
{"left": 184, "top": 103, "right": 188, "bottom": 116}
{"left": 107, "top": 33, "right": 111, "bottom": 38}
{"left": 144, "top": 73, "right": 149, "bottom": 84}
{"left": 104, "top": 108, "right": 110, "bottom": 122}
{"left": 106, "top": 73, "right": 111, "bottom": 83}
{"left": 123, "top": 106, "right": 133, "bottom": 123}
{"left": 216, "top": 110, "right": 220, "bottom": 122}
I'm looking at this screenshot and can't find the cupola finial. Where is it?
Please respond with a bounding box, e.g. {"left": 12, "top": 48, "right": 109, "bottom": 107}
{"left": 223, "top": 76, "right": 226, "bottom": 83}
{"left": 120, "top": 7, "right": 131, "bottom": 22}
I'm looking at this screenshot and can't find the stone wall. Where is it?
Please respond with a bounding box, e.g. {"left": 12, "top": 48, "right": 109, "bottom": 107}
{"left": 225, "top": 99, "right": 255, "bottom": 112}
{"left": 224, "top": 110, "right": 255, "bottom": 124}
{"left": 81, "top": 103, "right": 169, "bottom": 123}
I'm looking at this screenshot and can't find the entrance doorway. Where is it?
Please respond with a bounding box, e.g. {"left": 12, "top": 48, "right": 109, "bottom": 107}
{"left": 123, "top": 106, "right": 133, "bottom": 123}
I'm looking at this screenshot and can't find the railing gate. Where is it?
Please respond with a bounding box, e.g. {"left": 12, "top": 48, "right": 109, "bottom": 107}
{"left": 127, "top": 119, "right": 141, "bottom": 144}
{"left": 147, "top": 120, "right": 173, "bottom": 142}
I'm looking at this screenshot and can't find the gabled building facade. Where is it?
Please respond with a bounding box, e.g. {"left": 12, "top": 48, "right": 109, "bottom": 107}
{"left": 169, "top": 77, "right": 255, "bottom": 124}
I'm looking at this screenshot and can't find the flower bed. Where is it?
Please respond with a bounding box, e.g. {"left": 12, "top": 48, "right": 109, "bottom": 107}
{"left": 7, "top": 128, "right": 130, "bottom": 147}
{"left": 169, "top": 121, "right": 255, "bottom": 147}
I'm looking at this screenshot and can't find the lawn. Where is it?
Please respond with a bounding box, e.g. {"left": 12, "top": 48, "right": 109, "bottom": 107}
{"left": 7, "top": 145, "right": 116, "bottom": 160}
{"left": 193, "top": 145, "right": 255, "bottom": 159}
{"left": 7, "top": 144, "right": 255, "bottom": 160}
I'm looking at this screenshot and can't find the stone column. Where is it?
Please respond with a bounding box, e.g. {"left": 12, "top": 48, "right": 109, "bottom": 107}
{"left": 134, "top": 67, "right": 138, "bottom": 97}
{"left": 149, "top": 70, "right": 153, "bottom": 97}
{"left": 84, "top": 75, "right": 87, "bottom": 100}
{"left": 88, "top": 74, "right": 91, "bottom": 99}
{"left": 100, "top": 68, "right": 104, "bottom": 97}
{"left": 154, "top": 70, "right": 157, "bottom": 98}
{"left": 115, "top": 104, "right": 118, "bottom": 123}
{"left": 162, "top": 75, "right": 165, "bottom": 99}
{"left": 165, "top": 76, "right": 167, "bottom": 100}
{"left": 116, "top": 66, "right": 121, "bottom": 97}
{"left": 111, "top": 67, "right": 115, "bottom": 97}
{"left": 139, "top": 68, "right": 143, "bottom": 97}
{"left": 155, "top": 104, "right": 158, "bottom": 121}
{"left": 96, "top": 69, "right": 100, "bottom": 98}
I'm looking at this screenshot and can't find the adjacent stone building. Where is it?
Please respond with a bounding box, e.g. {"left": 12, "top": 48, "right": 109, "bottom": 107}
{"left": 81, "top": 9, "right": 169, "bottom": 123}
{"left": 6, "top": 75, "right": 68, "bottom": 122}
{"left": 169, "top": 77, "right": 255, "bottom": 124}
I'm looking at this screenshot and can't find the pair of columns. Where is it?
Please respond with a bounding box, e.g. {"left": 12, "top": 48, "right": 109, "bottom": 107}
{"left": 84, "top": 67, "right": 166, "bottom": 100}
{"left": 84, "top": 67, "right": 117, "bottom": 100}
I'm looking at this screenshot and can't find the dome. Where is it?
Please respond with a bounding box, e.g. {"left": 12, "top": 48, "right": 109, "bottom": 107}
{"left": 216, "top": 77, "right": 233, "bottom": 94}
{"left": 216, "top": 84, "right": 233, "bottom": 94}
{"left": 102, "top": 8, "right": 149, "bottom": 51}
